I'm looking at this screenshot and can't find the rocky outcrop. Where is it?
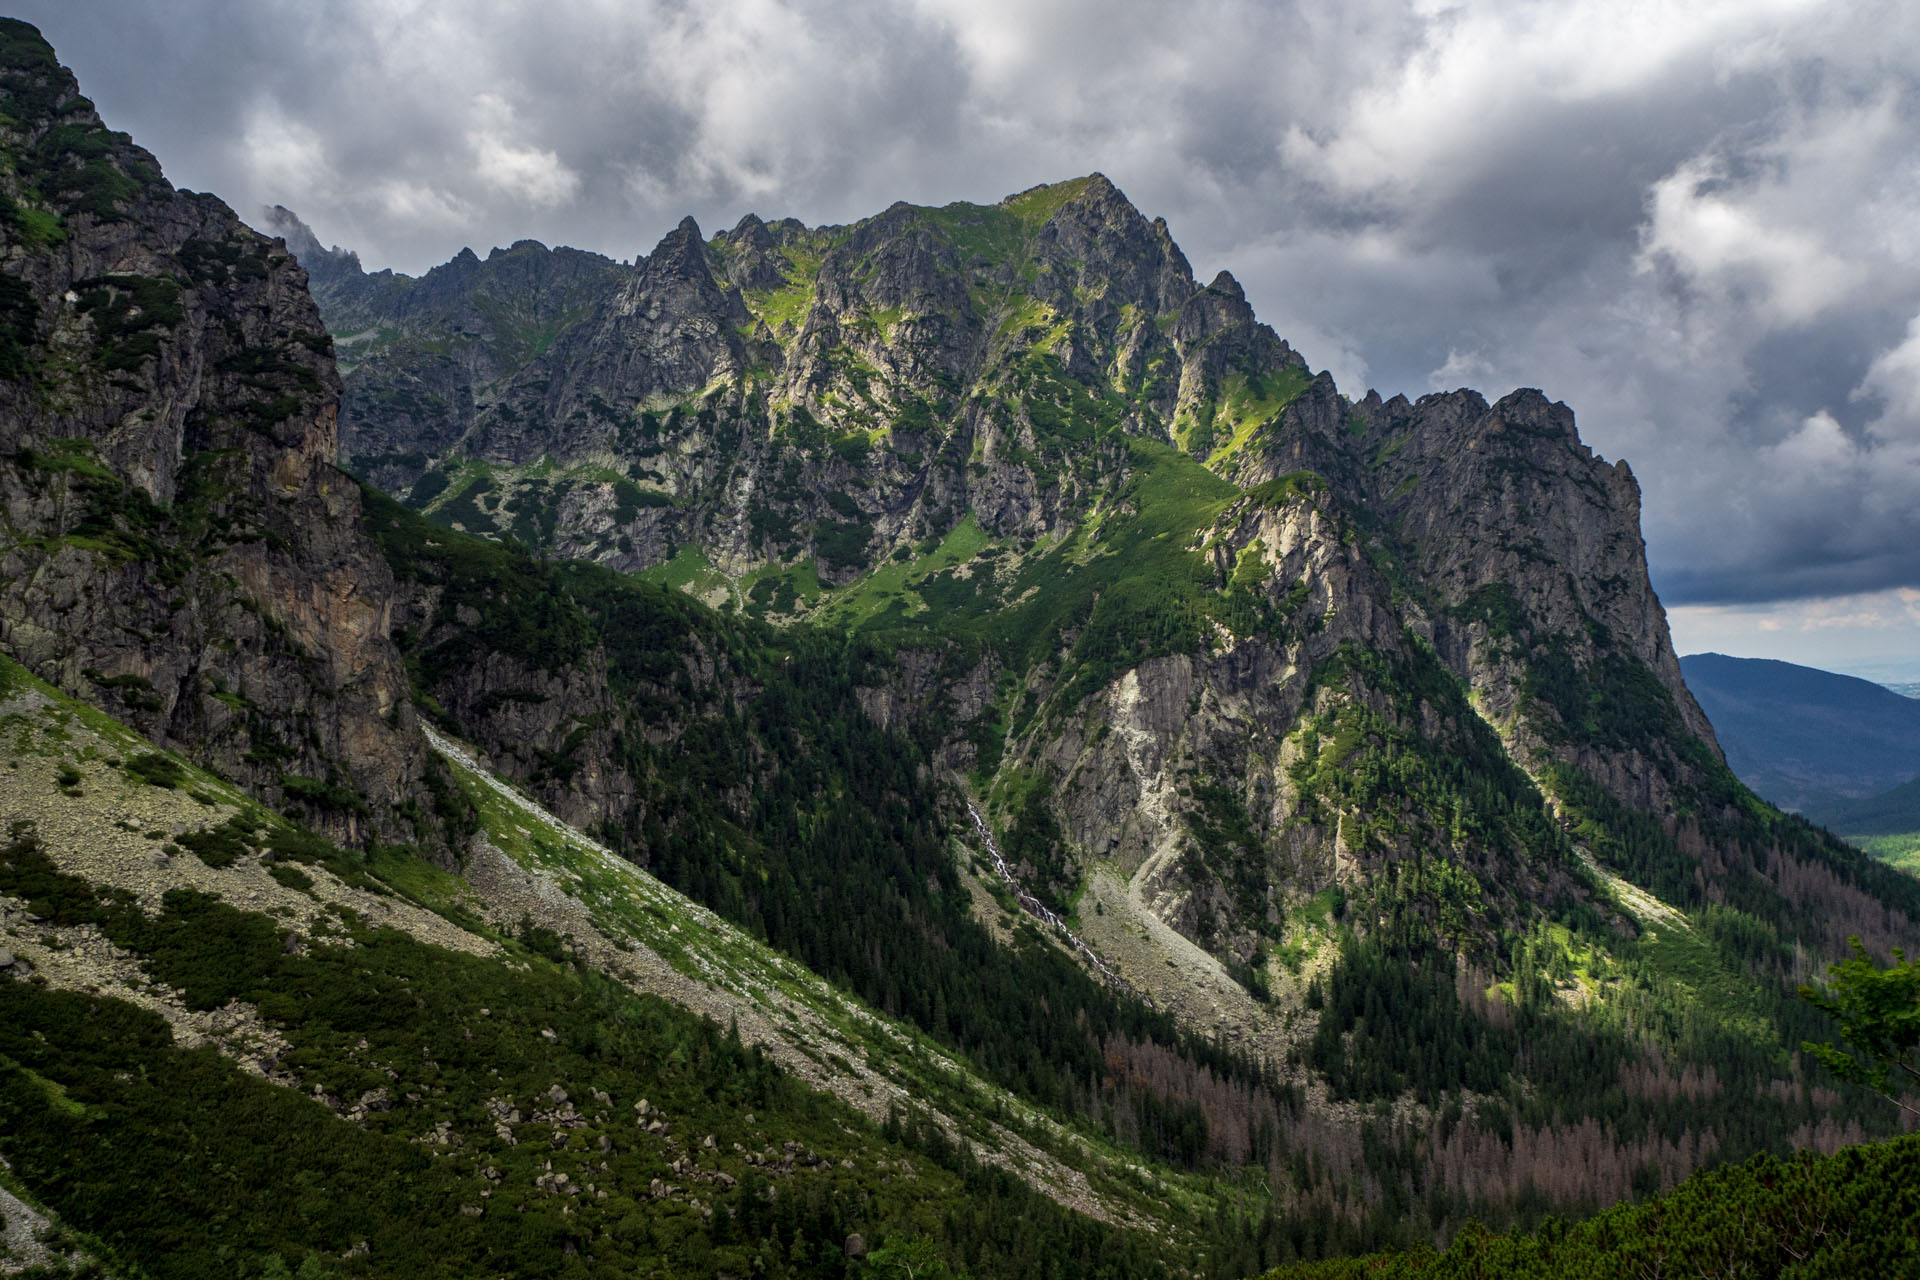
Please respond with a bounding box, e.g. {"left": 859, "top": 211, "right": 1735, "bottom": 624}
{"left": 710, "top": 213, "right": 791, "bottom": 294}
{"left": 258, "top": 205, "right": 384, "bottom": 310}
{"left": 291, "top": 155, "right": 1753, "bottom": 976}
{"left": 385, "top": 577, "right": 638, "bottom": 834}
{"left": 481, "top": 216, "right": 756, "bottom": 465}
{"left": 316, "top": 173, "right": 1324, "bottom": 586}
{"left": 1356, "top": 387, "right": 1721, "bottom": 794}
{"left": 0, "top": 21, "right": 426, "bottom": 841}
{"left": 260, "top": 205, "right": 627, "bottom": 495}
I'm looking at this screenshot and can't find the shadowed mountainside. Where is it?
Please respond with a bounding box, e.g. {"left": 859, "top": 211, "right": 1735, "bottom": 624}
{"left": 1680, "top": 653, "right": 1920, "bottom": 815}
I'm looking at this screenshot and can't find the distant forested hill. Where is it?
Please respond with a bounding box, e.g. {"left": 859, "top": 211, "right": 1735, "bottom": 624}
{"left": 1679, "top": 653, "right": 1920, "bottom": 814}
{"left": 1815, "top": 775, "right": 1920, "bottom": 838}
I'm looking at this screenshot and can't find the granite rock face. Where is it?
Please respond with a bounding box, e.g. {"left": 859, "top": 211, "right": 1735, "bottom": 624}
{"left": 481, "top": 215, "right": 756, "bottom": 465}
{"left": 1357, "top": 387, "right": 1719, "bottom": 789}
{"left": 0, "top": 24, "right": 425, "bottom": 841}
{"left": 299, "top": 164, "right": 1757, "bottom": 969}
{"left": 259, "top": 205, "right": 628, "bottom": 499}
{"left": 305, "top": 174, "right": 1316, "bottom": 584}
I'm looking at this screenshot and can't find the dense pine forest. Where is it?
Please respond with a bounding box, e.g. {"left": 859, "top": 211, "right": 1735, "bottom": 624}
{"left": 1263, "top": 1134, "right": 1920, "bottom": 1279}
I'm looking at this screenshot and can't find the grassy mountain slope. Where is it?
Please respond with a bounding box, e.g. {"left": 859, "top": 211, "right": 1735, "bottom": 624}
{"left": 0, "top": 650, "right": 1246, "bottom": 1277}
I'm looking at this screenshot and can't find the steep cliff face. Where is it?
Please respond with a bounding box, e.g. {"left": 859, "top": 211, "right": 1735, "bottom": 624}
{"left": 303, "top": 168, "right": 1770, "bottom": 961}
{"left": 292, "top": 133, "right": 1915, "bottom": 1116}
{"left": 0, "top": 22, "right": 425, "bottom": 839}
{"left": 1357, "top": 387, "right": 1720, "bottom": 807}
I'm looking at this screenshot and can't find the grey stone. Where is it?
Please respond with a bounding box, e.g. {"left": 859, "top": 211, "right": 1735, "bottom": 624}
{"left": 0, "top": 54, "right": 427, "bottom": 850}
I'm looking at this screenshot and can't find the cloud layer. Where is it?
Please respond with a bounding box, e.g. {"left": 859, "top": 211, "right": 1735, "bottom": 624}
{"left": 19, "top": 0, "right": 1920, "bottom": 615}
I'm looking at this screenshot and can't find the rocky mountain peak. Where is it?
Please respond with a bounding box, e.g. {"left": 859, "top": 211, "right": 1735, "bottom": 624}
{"left": 1353, "top": 383, "right": 1721, "bottom": 769}
{"left": 1007, "top": 172, "right": 1125, "bottom": 222}
{"left": 1021, "top": 174, "right": 1197, "bottom": 319}
{"left": 260, "top": 204, "right": 363, "bottom": 279}
{"left": 492, "top": 238, "right": 551, "bottom": 258}
{"left": 628, "top": 214, "right": 742, "bottom": 321}
{"left": 724, "top": 211, "right": 775, "bottom": 252}
{"left": 648, "top": 215, "right": 705, "bottom": 266}
{"left": 712, "top": 211, "right": 790, "bottom": 291}
{"left": 1486, "top": 386, "right": 1576, "bottom": 442}
{"left": 1174, "top": 271, "right": 1257, "bottom": 341}
{"left": 1207, "top": 269, "right": 1246, "bottom": 301}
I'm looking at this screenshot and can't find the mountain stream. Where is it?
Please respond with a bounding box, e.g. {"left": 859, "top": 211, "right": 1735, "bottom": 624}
{"left": 963, "top": 798, "right": 1150, "bottom": 1007}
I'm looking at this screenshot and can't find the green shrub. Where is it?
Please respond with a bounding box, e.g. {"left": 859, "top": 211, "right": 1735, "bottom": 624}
{"left": 122, "top": 752, "right": 187, "bottom": 790}
{"left": 610, "top": 477, "right": 670, "bottom": 523}
{"left": 815, "top": 518, "right": 873, "bottom": 568}
{"left": 174, "top": 815, "right": 258, "bottom": 869}
{"left": 279, "top": 775, "right": 370, "bottom": 816}
{"left": 265, "top": 862, "right": 313, "bottom": 893}
{"left": 0, "top": 273, "right": 40, "bottom": 381}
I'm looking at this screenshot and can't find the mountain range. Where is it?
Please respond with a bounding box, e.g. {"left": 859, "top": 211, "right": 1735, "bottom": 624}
{"left": 2, "top": 18, "right": 1916, "bottom": 1278}
{"left": 1678, "top": 653, "right": 1920, "bottom": 810}
{"left": 1679, "top": 653, "right": 1920, "bottom": 833}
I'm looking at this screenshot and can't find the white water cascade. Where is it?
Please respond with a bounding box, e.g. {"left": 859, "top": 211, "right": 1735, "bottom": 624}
{"left": 963, "top": 798, "right": 1149, "bottom": 1006}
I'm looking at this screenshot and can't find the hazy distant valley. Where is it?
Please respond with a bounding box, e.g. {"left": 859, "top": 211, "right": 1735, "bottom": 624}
{"left": 1680, "top": 653, "right": 1920, "bottom": 879}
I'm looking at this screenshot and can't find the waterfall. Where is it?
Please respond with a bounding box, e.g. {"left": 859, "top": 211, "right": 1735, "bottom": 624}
{"left": 963, "top": 798, "right": 1149, "bottom": 1006}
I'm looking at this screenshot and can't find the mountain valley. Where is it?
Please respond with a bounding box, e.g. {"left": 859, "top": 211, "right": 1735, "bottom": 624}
{"left": 1678, "top": 653, "right": 1920, "bottom": 819}
{"left": 3, "top": 18, "right": 1918, "bottom": 1278}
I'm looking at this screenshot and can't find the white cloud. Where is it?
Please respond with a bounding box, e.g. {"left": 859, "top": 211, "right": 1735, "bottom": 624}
{"left": 368, "top": 178, "right": 475, "bottom": 230}
{"left": 1855, "top": 312, "right": 1920, "bottom": 440}
{"left": 1769, "top": 411, "right": 1856, "bottom": 472}
{"left": 464, "top": 94, "right": 580, "bottom": 208}
{"left": 235, "top": 105, "right": 338, "bottom": 209}
{"left": 1428, "top": 348, "right": 1494, "bottom": 392}
{"left": 471, "top": 138, "right": 579, "bottom": 208}
{"left": 1638, "top": 157, "right": 1865, "bottom": 330}
{"left": 1279, "top": 0, "right": 1820, "bottom": 203}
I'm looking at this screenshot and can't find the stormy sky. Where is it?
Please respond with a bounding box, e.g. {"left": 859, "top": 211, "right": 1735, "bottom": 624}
{"left": 16, "top": 0, "right": 1920, "bottom": 677}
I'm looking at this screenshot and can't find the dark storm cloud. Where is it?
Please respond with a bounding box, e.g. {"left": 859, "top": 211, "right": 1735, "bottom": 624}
{"left": 13, "top": 0, "right": 1920, "bottom": 613}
